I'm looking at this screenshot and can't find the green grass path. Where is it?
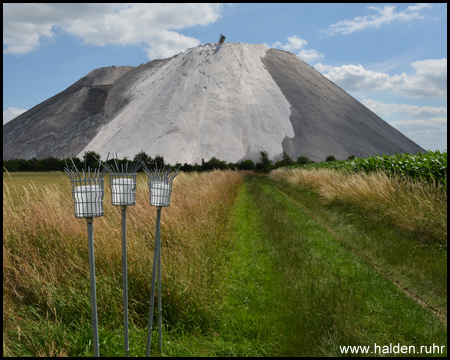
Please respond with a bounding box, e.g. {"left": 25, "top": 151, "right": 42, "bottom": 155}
{"left": 223, "top": 175, "right": 446, "bottom": 356}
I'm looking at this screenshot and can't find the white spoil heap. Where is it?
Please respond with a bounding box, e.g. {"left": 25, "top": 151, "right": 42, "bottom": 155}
{"left": 78, "top": 43, "right": 294, "bottom": 165}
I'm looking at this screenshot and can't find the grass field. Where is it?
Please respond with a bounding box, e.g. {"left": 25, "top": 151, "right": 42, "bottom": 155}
{"left": 3, "top": 170, "right": 447, "bottom": 356}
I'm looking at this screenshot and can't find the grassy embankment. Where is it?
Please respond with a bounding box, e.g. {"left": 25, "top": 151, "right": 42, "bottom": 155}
{"left": 3, "top": 169, "right": 447, "bottom": 356}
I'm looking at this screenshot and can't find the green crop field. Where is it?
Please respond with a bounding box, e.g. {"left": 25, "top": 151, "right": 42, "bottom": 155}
{"left": 291, "top": 150, "right": 447, "bottom": 188}
{"left": 3, "top": 164, "right": 447, "bottom": 357}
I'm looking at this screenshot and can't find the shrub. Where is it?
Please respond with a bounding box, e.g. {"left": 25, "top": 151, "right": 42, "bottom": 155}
{"left": 256, "top": 151, "right": 272, "bottom": 173}
{"left": 237, "top": 159, "right": 255, "bottom": 171}
{"left": 202, "top": 157, "right": 228, "bottom": 171}
{"left": 296, "top": 155, "right": 310, "bottom": 165}
{"left": 82, "top": 151, "right": 101, "bottom": 168}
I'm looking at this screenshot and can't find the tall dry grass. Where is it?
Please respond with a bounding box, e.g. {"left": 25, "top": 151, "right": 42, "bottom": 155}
{"left": 271, "top": 168, "right": 447, "bottom": 245}
{"left": 3, "top": 170, "right": 243, "bottom": 356}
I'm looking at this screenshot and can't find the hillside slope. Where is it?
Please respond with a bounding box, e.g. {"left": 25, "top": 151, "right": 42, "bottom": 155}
{"left": 3, "top": 42, "right": 425, "bottom": 163}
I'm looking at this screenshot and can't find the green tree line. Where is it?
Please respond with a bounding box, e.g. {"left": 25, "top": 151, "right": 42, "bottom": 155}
{"left": 3, "top": 150, "right": 321, "bottom": 173}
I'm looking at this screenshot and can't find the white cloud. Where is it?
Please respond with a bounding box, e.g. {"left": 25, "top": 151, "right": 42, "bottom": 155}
{"left": 3, "top": 3, "right": 223, "bottom": 59}
{"left": 360, "top": 98, "right": 447, "bottom": 151}
{"left": 390, "top": 117, "right": 447, "bottom": 128}
{"left": 268, "top": 35, "right": 324, "bottom": 63}
{"left": 143, "top": 31, "right": 201, "bottom": 60}
{"left": 3, "top": 107, "right": 27, "bottom": 125}
{"left": 361, "top": 99, "right": 447, "bottom": 119}
{"left": 273, "top": 36, "right": 308, "bottom": 52}
{"left": 317, "top": 59, "right": 447, "bottom": 98}
{"left": 322, "top": 64, "right": 393, "bottom": 91}
{"left": 313, "top": 63, "right": 333, "bottom": 73}
{"left": 395, "top": 59, "right": 447, "bottom": 98}
{"left": 389, "top": 117, "right": 447, "bottom": 151}
{"left": 297, "top": 49, "right": 325, "bottom": 63}
{"left": 322, "top": 3, "right": 432, "bottom": 35}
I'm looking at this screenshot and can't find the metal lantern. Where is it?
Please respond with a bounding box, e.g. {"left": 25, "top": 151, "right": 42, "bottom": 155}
{"left": 111, "top": 177, "right": 136, "bottom": 205}
{"left": 104, "top": 155, "right": 142, "bottom": 206}
{"left": 100, "top": 154, "right": 142, "bottom": 357}
{"left": 150, "top": 179, "right": 172, "bottom": 207}
{"left": 68, "top": 171, "right": 105, "bottom": 218}
{"left": 141, "top": 162, "right": 180, "bottom": 356}
{"left": 64, "top": 156, "right": 106, "bottom": 357}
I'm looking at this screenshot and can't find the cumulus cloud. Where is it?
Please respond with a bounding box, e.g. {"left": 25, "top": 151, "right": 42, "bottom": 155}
{"left": 361, "top": 99, "right": 447, "bottom": 119}
{"left": 390, "top": 117, "right": 447, "bottom": 151}
{"left": 396, "top": 59, "right": 447, "bottom": 98}
{"left": 3, "top": 107, "right": 27, "bottom": 125}
{"left": 322, "top": 3, "right": 432, "bottom": 35}
{"left": 317, "top": 56, "right": 447, "bottom": 151}
{"left": 3, "top": 3, "right": 223, "bottom": 59}
{"left": 317, "top": 58, "right": 447, "bottom": 98}
{"left": 321, "top": 64, "right": 393, "bottom": 91}
{"left": 390, "top": 117, "right": 447, "bottom": 128}
{"left": 361, "top": 98, "right": 447, "bottom": 151}
{"left": 143, "top": 31, "right": 201, "bottom": 60}
{"left": 268, "top": 36, "right": 324, "bottom": 63}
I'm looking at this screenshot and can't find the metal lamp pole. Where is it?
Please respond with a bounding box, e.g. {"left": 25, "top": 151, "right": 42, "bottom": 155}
{"left": 100, "top": 154, "right": 143, "bottom": 357}
{"left": 121, "top": 205, "right": 129, "bottom": 356}
{"left": 64, "top": 157, "right": 106, "bottom": 357}
{"left": 86, "top": 217, "right": 99, "bottom": 357}
{"left": 142, "top": 162, "right": 180, "bottom": 356}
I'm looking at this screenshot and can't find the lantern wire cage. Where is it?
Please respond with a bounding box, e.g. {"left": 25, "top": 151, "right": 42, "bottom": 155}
{"left": 99, "top": 152, "right": 143, "bottom": 206}
{"left": 141, "top": 162, "right": 181, "bottom": 356}
{"left": 95, "top": 152, "right": 143, "bottom": 357}
{"left": 64, "top": 156, "right": 107, "bottom": 218}
{"left": 141, "top": 162, "right": 181, "bottom": 207}
{"left": 63, "top": 154, "right": 107, "bottom": 357}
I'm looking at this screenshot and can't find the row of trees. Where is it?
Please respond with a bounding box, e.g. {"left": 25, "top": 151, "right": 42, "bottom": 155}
{"left": 3, "top": 150, "right": 341, "bottom": 173}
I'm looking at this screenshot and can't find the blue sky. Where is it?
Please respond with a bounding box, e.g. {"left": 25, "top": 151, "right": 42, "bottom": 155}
{"left": 3, "top": 3, "right": 447, "bottom": 151}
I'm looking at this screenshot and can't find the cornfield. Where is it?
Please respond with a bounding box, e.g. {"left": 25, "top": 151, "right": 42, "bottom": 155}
{"left": 292, "top": 151, "right": 447, "bottom": 188}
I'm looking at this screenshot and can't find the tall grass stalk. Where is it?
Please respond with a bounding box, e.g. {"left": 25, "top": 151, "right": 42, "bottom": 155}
{"left": 3, "top": 170, "right": 243, "bottom": 356}
{"left": 271, "top": 168, "right": 447, "bottom": 245}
